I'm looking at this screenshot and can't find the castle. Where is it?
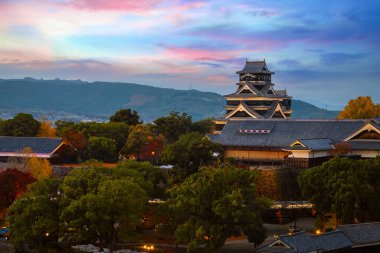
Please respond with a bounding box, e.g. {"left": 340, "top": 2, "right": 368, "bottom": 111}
{"left": 209, "top": 60, "right": 380, "bottom": 169}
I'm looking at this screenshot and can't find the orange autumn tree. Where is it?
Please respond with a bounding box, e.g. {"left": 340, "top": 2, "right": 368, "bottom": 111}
{"left": 337, "top": 96, "right": 380, "bottom": 119}
{"left": 37, "top": 118, "right": 56, "bottom": 137}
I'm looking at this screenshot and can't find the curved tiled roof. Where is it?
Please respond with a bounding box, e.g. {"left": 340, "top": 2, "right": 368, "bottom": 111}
{"left": 210, "top": 119, "right": 367, "bottom": 148}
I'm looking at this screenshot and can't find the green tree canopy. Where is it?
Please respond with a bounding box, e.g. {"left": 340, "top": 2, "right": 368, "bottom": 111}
{"left": 76, "top": 122, "right": 130, "bottom": 152}
{"left": 167, "top": 165, "right": 269, "bottom": 252}
{"left": 160, "top": 132, "right": 223, "bottom": 181}
{"left": 109, "top": 108, "right": 142, "bottom": 125}
{"left": 8, "top": 178, "right": 62, "bottom": 252}
{"left": 61, "top": 166, "right": 147, "bottom": 252}
{"left": 116, "top": 160, "right": 168, "bottom": 198}
{"left": 337, "top": 96, "right": 380, "bottom": 119}
{"left": 298, "top": 157, "right": 380, "bottom": 226}
{"left": 84, "top": 136, "right": 118, "bottom": 162}
{"left": 2, "top": 113, "right": 40, "bottom": 137}
{"left": 152, "top": 112, "right": 193, "bottom": 143}
{"left": 190, "top": 118, "right": 215, "bottom": 134}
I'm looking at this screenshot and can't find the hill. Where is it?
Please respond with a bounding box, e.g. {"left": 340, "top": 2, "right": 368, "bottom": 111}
{"left": 0, "top": 78, "right": 339, "bottom": 122}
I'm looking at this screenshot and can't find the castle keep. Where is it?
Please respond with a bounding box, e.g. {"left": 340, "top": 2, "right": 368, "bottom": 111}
{"left": 210, "top": 60, "right": 380, "bottom": 169}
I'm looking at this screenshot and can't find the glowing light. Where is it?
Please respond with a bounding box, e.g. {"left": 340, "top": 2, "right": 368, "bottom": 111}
{"left": 316, "top": 229, "right": 321, "bottom": 235}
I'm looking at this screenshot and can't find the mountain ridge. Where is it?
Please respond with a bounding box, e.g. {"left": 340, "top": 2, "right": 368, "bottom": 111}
{"left": 0, "top": 78, "right": 339, "bottom": 122}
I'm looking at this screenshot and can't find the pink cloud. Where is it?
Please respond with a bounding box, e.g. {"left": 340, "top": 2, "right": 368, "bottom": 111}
{"left": 163, "top": 46, "right": 241, "bottom": 62}
{"left": 206, "top": 74, "right": 234, "bottom": 86}
{"left": 66, "top": 0, "right": 162, "bottom": 12}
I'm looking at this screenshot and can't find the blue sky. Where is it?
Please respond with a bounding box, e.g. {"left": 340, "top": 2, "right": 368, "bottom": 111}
{"left": 1, "top": 0, "right": 380, "bottom": 108}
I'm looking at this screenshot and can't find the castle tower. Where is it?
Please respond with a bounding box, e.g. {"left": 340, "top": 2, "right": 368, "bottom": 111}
{"left": 214, "top": 60, "right": 292, "bottom": 133}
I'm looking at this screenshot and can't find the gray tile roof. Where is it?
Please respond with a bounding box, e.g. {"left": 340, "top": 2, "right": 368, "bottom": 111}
{"left": 236, "top": 60, "right": 273, "bottom": 74}
{"left": 211, "top": 119, "right": 366, "bottom": 148}
{"left": 287, "top": 138, "right": 333, "bottom": 151}
{"left": 346, "top": 140, "right": 380, "bottom": 150}
{"left": 312, "top": 231, "right": 353, "bottom": 251}
{"left": 280, "top": 232, "right": 319, "bottom": 253}
{"left": 257, "top": 244, "right": 296, "bottom": 253}
{"left": 0, "top": 136, "right": 63, "bottom": 155}
{"left": 337, "top": 222, "right": 380, "bottom": 245}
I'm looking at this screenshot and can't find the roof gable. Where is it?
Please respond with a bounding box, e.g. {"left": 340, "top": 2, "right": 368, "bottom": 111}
{"left": 236, "top": 83, "right": 260, "bottom": 95}
{"left": 264, "top": 102, "right": 287, "bottom": 119}
{"left": 344, "top": 122, "right": 380, "bottom": 141}
{"left": 0, "top": 136, "right": 64, "bottom": 157}
{"left": 225, "top": 102, "right": 263, "bottom": 119}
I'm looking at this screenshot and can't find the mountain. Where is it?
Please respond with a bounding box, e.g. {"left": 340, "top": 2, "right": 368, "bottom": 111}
{"left": 0, "top": 78, "right": 339, "bottom": 122}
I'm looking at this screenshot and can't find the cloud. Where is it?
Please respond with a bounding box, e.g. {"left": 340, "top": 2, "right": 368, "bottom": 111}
{"left": 320, "top": 52, "right": 369, "bottom": 65}
{"left": 65, "top": 0, "right": 162, "bottom": 12}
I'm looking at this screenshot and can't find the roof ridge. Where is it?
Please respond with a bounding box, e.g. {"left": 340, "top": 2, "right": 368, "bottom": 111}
{"left": 0, "top": 136, "right": 62, "bottom": 140}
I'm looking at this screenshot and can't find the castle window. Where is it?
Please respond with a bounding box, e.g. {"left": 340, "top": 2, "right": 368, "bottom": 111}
{"left": 239, "top": 129, "right": 271, "bottom": 134}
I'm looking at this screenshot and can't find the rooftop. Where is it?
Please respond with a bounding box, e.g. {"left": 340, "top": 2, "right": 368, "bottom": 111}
{"left": 0, "top": 136, "right": 64, "bottom": 155}
{"left": 236, "top": 60, "right": 274, "bottom": 74}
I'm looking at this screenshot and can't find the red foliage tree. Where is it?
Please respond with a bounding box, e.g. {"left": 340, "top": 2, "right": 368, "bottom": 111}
{"left": 0, "top": 168, "right": 36, "bottom": 210}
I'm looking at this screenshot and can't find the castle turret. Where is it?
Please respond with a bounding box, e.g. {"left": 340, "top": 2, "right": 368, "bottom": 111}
{"left": 214, "top": 60, "right": 292, "bottom": 133}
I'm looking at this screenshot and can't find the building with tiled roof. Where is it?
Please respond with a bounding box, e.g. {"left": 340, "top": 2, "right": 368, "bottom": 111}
{"left": 209, "top": 62, "right": 380, "bottom": 169}
{"left": 257, "top": 222, "right": 380, "bottom": 253}
{"left": 0, "top": 136, "right": 77, "bottom": 164}
{"left": 209, "top": 118, "right": 380, "bottom": 169}
{"left": 215, "top": 60, "right": 292, "bottom": 133}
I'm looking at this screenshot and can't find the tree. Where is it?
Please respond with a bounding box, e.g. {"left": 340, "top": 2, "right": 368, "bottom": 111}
{"left": 8, "top": 178, "right": 62, "bottom": 252}
{"left": 116, "top": 160, "right": 168, "bottom": 198}
{"left": 0, "top": 169, "right": 36, "bottom": 210}
{"left": 62, "top": 128, "right": 88, "bottom": 151}
{"left": 337, "top": 96, "right": 380, "bottom": 119}
{"left": 61, "top": 166, "right": 147, "bottom": 252}
{"left": 84, "top": 136, "right": 118, "bottom": 162}
{"left": 160, "top": 132, "right": 223, "bottom": 181}
{"left": 190, "top": 118, "right": 215, "bottom": 134}
{"left": 167, "top": 165, "right": 269, "bottom": 252}
{"left": 2, "top": 113, "right": 40, "bottom": 137}
{"left": 109, "top": 109, "right": 142, "bottom": 125}
{"left": 298, "top": 157, "right": 380, "bottom": 227}
{"left": 121, "top": 124, "right": 165, "bottom": 161}
{"left": 152, "top": 112, "right": 192, "bottom": 143}
{"left": 27, "top": 156, "right": 53, "bottom": 180}
{"left": 76, "top": 122, "right": 130, "bottom": 153}
{"left": 37, "top": 118, "right": 56, "bottom": 137}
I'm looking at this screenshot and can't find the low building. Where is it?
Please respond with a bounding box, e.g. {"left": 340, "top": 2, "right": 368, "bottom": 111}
{"left": 257, "top": 222, "right": 380, "bottom": 253}
{"left": 0, "top": 136, "right": 77, "bottom": 165}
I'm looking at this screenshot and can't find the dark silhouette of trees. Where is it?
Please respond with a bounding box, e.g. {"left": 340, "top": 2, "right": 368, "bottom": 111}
{"left": 109, "top": 109, "right": 142, "bottom": 125}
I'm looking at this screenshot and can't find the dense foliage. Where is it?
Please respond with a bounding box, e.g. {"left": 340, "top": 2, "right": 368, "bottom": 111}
{"left": 61, "top": 167, "right": 147, "bottom": 252}
{"left": 160, "top": 132, "right": 223, "bottom": 182}
{"left": 167, "top": 165, "right": 269, "bottom": 252}
{"left": 0, "top": 169, "right": 36, "bottom": 210}
{"left": 337, "top": 96, "right": 380, "bottom": 119}
{"left": 109, "top": 109, "right": 142, "bottom": 125}
{"left": 0, "top": 113, "right": 40, "bottom": 137}
{"left": 84, "top": 136, "right": 118, "bottom": 162}
{"left": 298, "top": 157, "right": 380, "bottom": 227}
{"left": 8, "top": 162, "right": 157, "bottom": 253}
{"left": 9, "top": 178, "right": 62, "bottom": 252}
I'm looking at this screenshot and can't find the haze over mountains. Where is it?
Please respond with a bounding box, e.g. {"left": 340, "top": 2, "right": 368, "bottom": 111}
{"left": 0, "top": 78, "right": 339, "bottom": 122}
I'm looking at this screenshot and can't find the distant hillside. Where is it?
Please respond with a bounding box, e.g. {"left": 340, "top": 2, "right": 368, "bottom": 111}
{"left": 0, "top": 78, "right": 339, "bottom": 122}
{"left": 291, "top": 100, "right": 339, "bottom": 119}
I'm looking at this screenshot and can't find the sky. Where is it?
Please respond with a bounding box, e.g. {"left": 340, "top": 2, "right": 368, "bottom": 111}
{"left": 1, "top": 0, "right": 380, "bottom": 108}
